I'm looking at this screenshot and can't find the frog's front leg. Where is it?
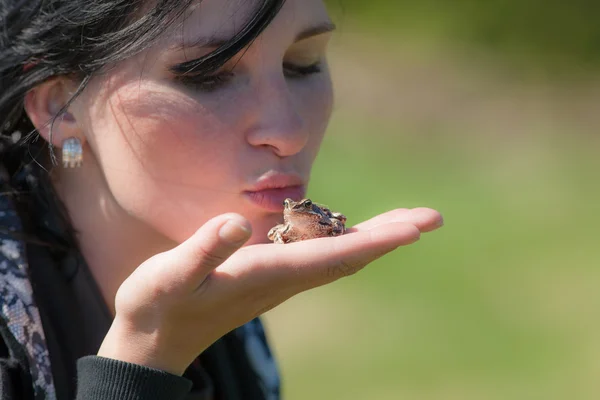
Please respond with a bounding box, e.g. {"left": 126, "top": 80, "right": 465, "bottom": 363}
{"left": 268, "top": 224, "right": 287, "bottom": 244}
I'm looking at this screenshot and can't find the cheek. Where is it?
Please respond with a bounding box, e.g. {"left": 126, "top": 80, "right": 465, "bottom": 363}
{"left": 296, "top": 72, "right": 334, "bottom": 156}
{"left": 84, "top": 82, "right": 244, "bottom": 239}
{"left": 301, "top": 71, "right": 333, "bottom": 122}
{"left": 101, "top": 88, "right": 227, "bottom": 178}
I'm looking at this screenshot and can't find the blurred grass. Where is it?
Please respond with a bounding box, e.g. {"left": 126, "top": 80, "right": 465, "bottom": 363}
{"left": 263, "top": 2, "right": 600, "bottom": 399}
{"left": 325, "top": 0, "right": 600, "bottom": 74}
{"left": 265, "top": 112, "right": 600, "bottom": 399}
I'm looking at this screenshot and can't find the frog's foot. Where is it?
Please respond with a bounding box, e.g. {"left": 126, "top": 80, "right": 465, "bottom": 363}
{"left": 268, "top": 224, "right": 283, "bottom": 243}
{"left": 331, "top": 212, "right": 347, "bottom": 224}
{"left": 331, "top": 219, "right": 346, "bottom": 236}
{"left": 268, "top": 224, "right": 292, "bottom": 244}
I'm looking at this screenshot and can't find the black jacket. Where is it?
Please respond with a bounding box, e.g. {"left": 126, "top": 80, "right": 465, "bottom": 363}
{"left": 0, "top": 166, "right": 281, "bottom": 400}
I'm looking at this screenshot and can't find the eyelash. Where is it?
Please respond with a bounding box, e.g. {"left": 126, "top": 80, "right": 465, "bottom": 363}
{"left": 176, "top": 72, "right": 234, "bottom": 93}
{"left": 283, "top": 62, "right": 323, "bottom": 79}
{"left": 176, "top": 62, "right": 323, "bottom": 92}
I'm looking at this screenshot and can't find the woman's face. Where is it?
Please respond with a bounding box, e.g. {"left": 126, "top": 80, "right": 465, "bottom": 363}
{"left": 72, "top": 0, "right": 334, "bottom": 245}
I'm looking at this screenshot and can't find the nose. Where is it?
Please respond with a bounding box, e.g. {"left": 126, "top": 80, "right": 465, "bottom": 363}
{"left": 246, "top": 75, "right": 309, "bottom": 158}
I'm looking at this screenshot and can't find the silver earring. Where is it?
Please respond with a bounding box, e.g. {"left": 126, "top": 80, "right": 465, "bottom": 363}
{"left": 62, "top": 137, "right": 83, "bottom": 168}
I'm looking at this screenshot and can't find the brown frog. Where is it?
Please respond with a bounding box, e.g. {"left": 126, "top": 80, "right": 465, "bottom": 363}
{"left": 268, "top": 198, "right": 347, "bottom": 244}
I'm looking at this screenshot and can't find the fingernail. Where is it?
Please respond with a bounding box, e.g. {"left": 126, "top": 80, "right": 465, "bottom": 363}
{"left": 219, "top": 219, "right": 251, "bottom": 244}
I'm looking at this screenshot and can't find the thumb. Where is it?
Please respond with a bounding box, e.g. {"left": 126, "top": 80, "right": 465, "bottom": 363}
{"left": 167, "top": 213, "right": 252, "bottom": 290}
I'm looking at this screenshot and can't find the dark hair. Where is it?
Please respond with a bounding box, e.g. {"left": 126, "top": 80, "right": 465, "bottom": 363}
{"left": 1, "top": 0, "right": 285, "bottom": 159}
{"left": 0, "top": 0, "right": 285, "bottom": 247}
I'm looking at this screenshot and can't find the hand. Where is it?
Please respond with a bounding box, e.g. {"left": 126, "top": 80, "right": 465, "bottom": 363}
{"left": 98, "top": 208, "right": 443, "bottom": 375}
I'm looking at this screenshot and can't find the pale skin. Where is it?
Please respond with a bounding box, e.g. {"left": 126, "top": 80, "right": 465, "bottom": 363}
{"left": 23, "top": 0, "right": 443, "bottom": 376}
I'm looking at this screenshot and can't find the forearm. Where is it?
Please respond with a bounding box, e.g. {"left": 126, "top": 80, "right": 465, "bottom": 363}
{"left": 76, "top": 356, "right": 192, "bottom": 400}
{"left": 82, "top": 318, "right": 196, "bottom": 400}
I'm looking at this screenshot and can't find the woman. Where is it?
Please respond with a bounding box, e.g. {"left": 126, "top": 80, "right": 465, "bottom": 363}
{"left": 0, "top": 0, "right": 443, "bottom": 399}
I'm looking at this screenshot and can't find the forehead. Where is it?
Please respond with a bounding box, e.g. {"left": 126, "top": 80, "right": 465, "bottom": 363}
{"left": 163, "top": 0, "right": 330, "bottom": 49}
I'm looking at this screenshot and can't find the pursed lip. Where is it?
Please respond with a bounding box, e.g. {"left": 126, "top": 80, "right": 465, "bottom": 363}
{"left": 245, "top": 172, "right": 305, "bottom": 192}
{"left": 243, "top": 172, "right": 307, "bottom": 212}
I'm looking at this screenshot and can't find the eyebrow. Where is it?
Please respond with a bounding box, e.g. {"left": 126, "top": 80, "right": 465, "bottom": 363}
{"left": 169, "top": 21, "right": 336, "bottom": 51}
{"left": 294, "top": 21, "right": 337, "bottom": 42}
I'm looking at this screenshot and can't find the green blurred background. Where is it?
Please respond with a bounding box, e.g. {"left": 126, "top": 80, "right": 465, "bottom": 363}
{"left": 263, "top": 2, "right": 600, "bottom": 399}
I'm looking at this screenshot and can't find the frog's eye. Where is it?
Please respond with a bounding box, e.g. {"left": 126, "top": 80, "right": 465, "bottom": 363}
{"left": 304, "top": 200, "right": 312, "bottom": 208}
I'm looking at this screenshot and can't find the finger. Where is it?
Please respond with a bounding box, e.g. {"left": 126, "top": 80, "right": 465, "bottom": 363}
{"left": 409, "top": 208, "right": 444, "bottom": 232}
{"left": 349, "top": 209, "right": 410, "bottom": 231}
{"left": 351, "top": 207, "right": 443, "bottom": 233}
{"left": 165, "top": 213, "right": 252, "bottom": 290}
{"left": 230, "top": 221, "right": 420, "bottom": 292}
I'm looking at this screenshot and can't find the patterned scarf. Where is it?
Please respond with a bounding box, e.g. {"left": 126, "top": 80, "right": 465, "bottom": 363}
{"left": 0, "top": 167, "right": 57, "bottom": 400}
{"left": 0, "top": 163, "right": 281, "bottom": 400}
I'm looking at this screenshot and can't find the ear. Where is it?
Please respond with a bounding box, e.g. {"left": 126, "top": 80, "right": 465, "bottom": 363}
{"left": 23, "top": 78, "right": 84, "bottom": 148}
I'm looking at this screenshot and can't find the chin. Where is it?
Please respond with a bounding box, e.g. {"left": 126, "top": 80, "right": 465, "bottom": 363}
{"left": 245, "top": 234, "right": 271, "bottom": 246}
{"left": 245, "top": 212, "right": 283, "bottom": 246}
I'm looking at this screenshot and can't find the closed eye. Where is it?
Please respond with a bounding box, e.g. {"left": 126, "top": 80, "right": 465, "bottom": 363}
{"left": 175, "top": 71, "right": 234, "bottom": 92}
{"left": 283, "top": 62, "right": 322, "bottom": 79}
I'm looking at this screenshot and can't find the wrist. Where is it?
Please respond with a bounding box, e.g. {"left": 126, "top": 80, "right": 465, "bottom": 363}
{"left": 98, "top": 316, "right": 192, "bottom": 376}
